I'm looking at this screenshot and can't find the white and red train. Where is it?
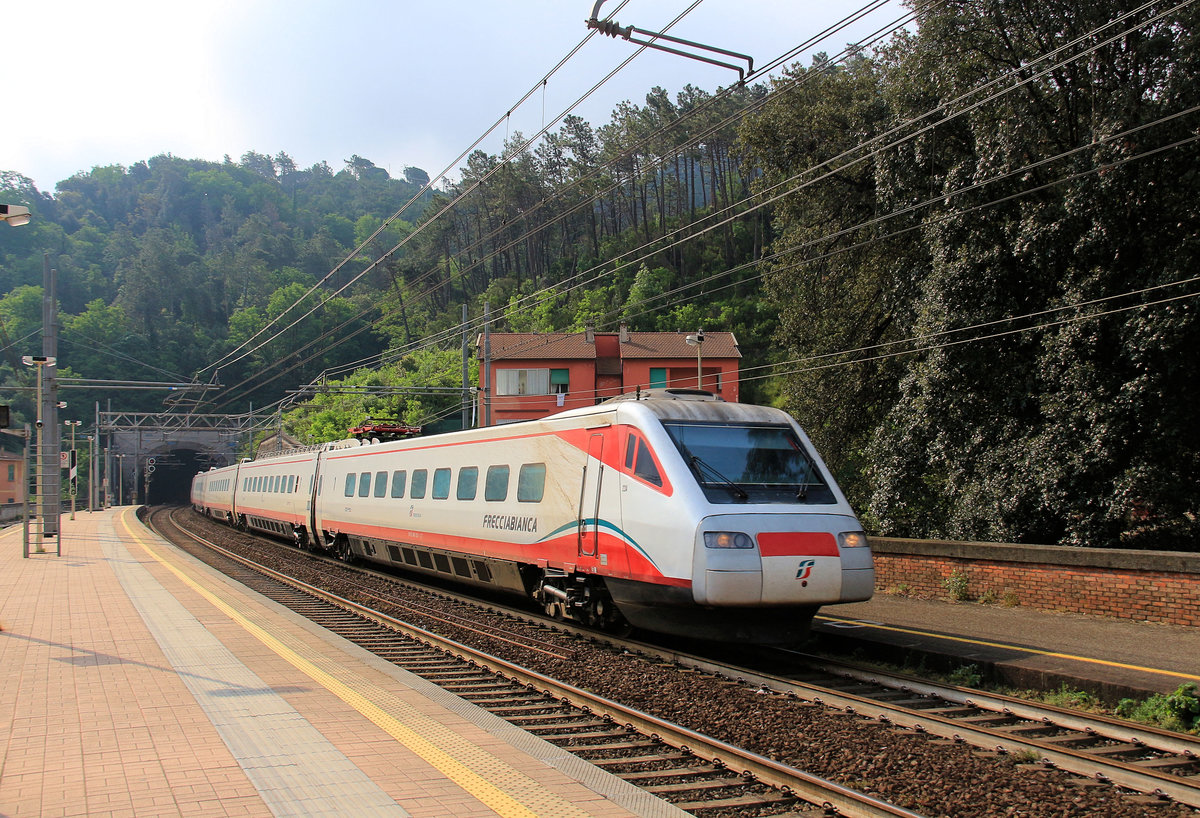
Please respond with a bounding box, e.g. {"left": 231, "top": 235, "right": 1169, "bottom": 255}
{"left": 191, "top": 390, "right": 874, "bottom": 643}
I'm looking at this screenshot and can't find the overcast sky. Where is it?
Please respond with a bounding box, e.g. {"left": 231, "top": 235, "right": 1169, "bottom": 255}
{"left": 4, "top": 1, "right": 906, "bottom": 194}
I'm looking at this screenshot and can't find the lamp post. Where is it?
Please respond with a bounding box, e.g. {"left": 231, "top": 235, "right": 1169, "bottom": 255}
{"left": 22, "top": 355, "right": 56, "bottom": 552}
{"left": 64, "top": 420, "right": 81, "bottom": 520}
{"left": 88, "top": 434, "right": 95, "bottom": 512}
{"left": 685, "top": 329, "right": 706, "bottom": 391}
{"left": 115, "top": 454, "right": 125, "bottom": 506}
{"left": 0, "top": 204, "right": 32, "bottom": 227}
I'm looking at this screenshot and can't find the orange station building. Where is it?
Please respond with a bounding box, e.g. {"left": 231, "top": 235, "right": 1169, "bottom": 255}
{"left": 477, "top": 326, "right": 741, "bottom": 425}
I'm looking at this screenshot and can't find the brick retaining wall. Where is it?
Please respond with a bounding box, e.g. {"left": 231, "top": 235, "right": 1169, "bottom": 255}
{"left": 868, "top": 538, "right": 1200, "bottom": 628}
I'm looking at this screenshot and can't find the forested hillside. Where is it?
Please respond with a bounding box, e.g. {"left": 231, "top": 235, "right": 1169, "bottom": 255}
{"left": 2, "top": 1, "right": 1196, "bottom": 549}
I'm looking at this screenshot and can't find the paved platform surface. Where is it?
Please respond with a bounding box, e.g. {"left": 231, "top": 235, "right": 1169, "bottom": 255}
{"left": 813, "top": 593, "right": 1200, "bottom": 700}
{"left": 0, "top": 507, "right": 687, "bottom": 818}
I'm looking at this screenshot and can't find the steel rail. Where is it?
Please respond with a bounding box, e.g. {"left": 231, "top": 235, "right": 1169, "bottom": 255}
{"left": 167, "top": 508, "right": 1200, "bottom": 808}
{"left": 156, "top": 509, "right": 926, "bottom": 818}
{"left": 621, "top": 647, "right": 1200, "bottom": 809}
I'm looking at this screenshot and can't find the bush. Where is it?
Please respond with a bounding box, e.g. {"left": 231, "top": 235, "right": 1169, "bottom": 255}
{"left": 943, "top": 570, "right": 970, "bottom": 601}
{"left": 1116, "top": 683, "right": 1200, "bottom": 734}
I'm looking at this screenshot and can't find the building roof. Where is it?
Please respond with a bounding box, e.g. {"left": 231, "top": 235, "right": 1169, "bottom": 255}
{"left": 481, "top": 333, "right": 598, "bottom": 360}
{"left": 616, "top": 331, "right": 741, "bottom": 359}
{"left": 479, "top": 331, "right": 740, "bottom": 361}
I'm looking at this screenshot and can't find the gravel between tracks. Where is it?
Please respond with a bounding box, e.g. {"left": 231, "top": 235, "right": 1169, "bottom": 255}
{"left": 174, "top": 509, "right": 1196, "bottom": 818}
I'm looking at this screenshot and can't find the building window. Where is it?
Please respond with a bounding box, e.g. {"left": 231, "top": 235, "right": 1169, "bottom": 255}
{"left": 550, "top": 368, "right": 569, "bottom": 394}
{"left": 6, "top": 465, "right": 13, "bottom": 481}
{"left": 496, "top": 368, "right": 550, "bottom": 396}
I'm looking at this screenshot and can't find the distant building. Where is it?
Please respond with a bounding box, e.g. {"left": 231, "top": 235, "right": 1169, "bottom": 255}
{"left": 477, "top": 325, "right": 740, "bottom": 425}
{"left": 0, "top": 451, "right": 25, "bottom": 506}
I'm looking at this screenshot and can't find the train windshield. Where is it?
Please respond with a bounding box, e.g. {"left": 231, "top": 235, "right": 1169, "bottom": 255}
{"left": 662, "top": 422, "right": 835, "bottom": 504}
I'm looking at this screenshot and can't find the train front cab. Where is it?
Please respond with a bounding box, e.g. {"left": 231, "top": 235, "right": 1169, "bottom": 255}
{"left": 605, "top": 395, "right": 874, "bottom": 644}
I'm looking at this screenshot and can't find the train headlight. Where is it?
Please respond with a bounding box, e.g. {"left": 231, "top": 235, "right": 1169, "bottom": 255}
{"left": 704, "top": 531, "right": 754, "bottom": 549}
{"left": 838, "top": 531, "right": 869, "bottom": 548}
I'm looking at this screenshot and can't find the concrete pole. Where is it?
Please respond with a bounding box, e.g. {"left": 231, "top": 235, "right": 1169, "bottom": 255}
{"left": 41, "top": 255, "right": 60, "bottom": 542}
{"left": 483, "top": 302, "right": 492, "bottom": 428}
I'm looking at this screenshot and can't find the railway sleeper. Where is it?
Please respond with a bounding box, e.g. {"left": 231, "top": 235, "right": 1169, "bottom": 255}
{"left": 1129, "top": 755, "right": 1200, "bottom": 772}
{"left": 589, "top": 752, "right": 693, "bottom": 768}
{"left": 619, "top": 765, "right": 722, "bottom": 781}
{"left": 571, "top": 739, "right": 666, "bottom": 755}
{"left": 673, "top": 790, "right": 795, "bottom": 812}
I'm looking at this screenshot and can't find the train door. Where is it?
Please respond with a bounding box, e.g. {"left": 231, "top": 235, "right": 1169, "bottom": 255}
{"left": 308, "top": 449, "right": 327, "bottom": 549}
{"left": 577, "top": 433, "right": 605, "bottom": 558}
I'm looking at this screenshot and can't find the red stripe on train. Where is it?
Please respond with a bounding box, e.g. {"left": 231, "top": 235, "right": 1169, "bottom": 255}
{"left": 756, "top": 531, "right": 838, "bottom": 557}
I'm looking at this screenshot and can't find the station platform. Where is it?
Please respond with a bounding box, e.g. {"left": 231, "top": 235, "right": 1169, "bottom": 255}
{"left": 812, "top": 592, "right": 1200, "bottom": 702}
{"left": 0, "top": 507, "right": 687, "bottom": 818}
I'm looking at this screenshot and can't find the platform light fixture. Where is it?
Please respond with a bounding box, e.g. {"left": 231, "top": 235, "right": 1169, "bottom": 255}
{"left": 1, "top": 204, "right": 31, "bottom": 227}
{"left": 685, "top": 329, "right": 705, "bottom": 390}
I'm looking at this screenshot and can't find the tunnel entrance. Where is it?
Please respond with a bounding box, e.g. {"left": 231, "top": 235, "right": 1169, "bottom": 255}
{"left": 145, "top": 449, "right": 208, "bottom": 505}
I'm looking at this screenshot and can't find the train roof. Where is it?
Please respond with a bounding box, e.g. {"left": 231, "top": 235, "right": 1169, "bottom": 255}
{"left": 605, "top": 389, "right": 792, "bottom": 424}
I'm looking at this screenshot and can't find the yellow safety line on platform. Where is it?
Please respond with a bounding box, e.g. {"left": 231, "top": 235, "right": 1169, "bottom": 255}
{"left": 816, "top": 614, "right": 1199, "bottom": 682}
{"left": 116, "top": 509, "right": 588, "bottom": 818}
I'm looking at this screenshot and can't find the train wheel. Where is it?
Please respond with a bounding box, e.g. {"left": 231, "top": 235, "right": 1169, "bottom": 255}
{"left": 333, "top": 535, "right": 353, "bottom": 563}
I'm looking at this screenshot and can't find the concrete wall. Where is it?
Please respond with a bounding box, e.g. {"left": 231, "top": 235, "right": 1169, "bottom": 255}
{"left": 869, "top": 537, "right": 1200, "bottom": 628}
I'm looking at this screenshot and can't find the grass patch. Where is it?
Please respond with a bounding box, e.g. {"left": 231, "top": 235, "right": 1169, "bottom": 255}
{"left": 1115, "top": 683, "right": 1200, "bottom": 734}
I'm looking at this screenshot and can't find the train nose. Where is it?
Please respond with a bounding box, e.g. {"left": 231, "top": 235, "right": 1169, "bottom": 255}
{"left": 692, "top": 515, "right": 874, "bottom": 606}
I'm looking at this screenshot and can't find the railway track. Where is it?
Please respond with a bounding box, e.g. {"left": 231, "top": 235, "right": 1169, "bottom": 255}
{"left": 151, "top": 506, "right": 1200, "bottom": 817}
{"left": 147, "top": 506, "right": 920, "bottom": 818}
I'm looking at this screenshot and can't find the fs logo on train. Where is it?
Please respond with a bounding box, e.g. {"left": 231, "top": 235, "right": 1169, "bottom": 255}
{"left": 796, "top": 559, "right": 815, "bottom": 581}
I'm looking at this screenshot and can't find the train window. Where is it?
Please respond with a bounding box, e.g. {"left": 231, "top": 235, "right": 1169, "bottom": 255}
{"left": 358, "top": 472, "right": 371, "bottom": 497}
{"left": 410, "top": 469, "right": 428, "bottom": 499}
{"left": 373, "top": 471, "right": 388, "bottom": 498}
{"left": 273, "top": 475, "right": 280, "bottom": 493}
{"left": 517, "top": 463, "right": 545, "bottom": 502}
{"left": 634, "top": 438, "right": 663, "bottom": 487}
{"left": 289, "top": 475, "right": 296, "bottom": 493}
{"left": 432, "top": 468, "right": 451, "bottom": 499}
{"left": 390, "top": 470, "right": 406, "bottom": 498}
{"left": 663, "top": 422, "right": 833, "bottom": 504}
{"left": 625, "top": 434, "right": 637, "bottom": 470}
{"left": 457, "top": 467, "right": 478, "bottom": 500}
{"left": 485, "top": 465, "right": 509, "bottom": 501}
{"left": 344, "top": 473, "right": 356, "bottom": 497}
